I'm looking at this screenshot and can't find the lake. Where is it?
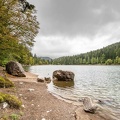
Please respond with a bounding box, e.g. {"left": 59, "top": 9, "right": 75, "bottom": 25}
{"left": 28, "top": 65, "right": 120, "bottom": 119}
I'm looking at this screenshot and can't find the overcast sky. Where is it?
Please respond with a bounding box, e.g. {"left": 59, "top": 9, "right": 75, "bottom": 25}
{"left": 28, "top": 0, "right": 120, "bottom": 58}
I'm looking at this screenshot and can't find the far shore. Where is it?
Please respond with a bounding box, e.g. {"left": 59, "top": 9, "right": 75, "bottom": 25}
{"left": 0, "top": 66, "right": 112, "bottom": 120}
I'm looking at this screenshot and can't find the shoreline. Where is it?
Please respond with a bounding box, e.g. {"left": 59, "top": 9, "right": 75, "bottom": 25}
{"left": 0, "top": 68, "right": 113, "bottom": 120}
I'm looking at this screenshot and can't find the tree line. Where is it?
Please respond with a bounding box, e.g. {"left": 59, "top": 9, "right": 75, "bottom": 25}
{"left": 52, "top": 42, "right": 120, "bottom": 65}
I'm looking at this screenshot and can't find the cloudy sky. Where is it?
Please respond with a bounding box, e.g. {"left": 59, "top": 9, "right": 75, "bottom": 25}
{"left": 28, "top": 0, "right": 120, "bottom": 58}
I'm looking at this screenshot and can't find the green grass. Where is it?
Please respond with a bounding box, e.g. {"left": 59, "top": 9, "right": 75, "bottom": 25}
{"left": 0, "top": 76, "right": 14, "bottom": 88}
{"left": 0, "top": 92, "right": 22, "bottom": 109}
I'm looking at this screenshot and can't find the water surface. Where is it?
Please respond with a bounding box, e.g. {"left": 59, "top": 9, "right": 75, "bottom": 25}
{"left": 28, "top": 65, "right": 120, "bottom": 119}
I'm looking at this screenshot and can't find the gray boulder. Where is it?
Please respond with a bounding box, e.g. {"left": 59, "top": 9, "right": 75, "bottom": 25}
{"left": 6, "top": 61, "right": 26, "bottom": 77}
{"left": 83, "top": 97, "right": 97, "bottom": 114}
{"left": 53, "top": 70, "right": 75, "bottom": 81}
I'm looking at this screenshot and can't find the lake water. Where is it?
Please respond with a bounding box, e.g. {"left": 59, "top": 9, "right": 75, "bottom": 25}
{"left": 28, "top": 65, "right": 120, "bottom": 119}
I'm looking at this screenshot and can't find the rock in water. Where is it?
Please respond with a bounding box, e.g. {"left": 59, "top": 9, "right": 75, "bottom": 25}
{"left": 53, "top": 70, "right": 75, "bottom": 81}
{"left": 37, "top": 77, "right": 44, "bottom": 82}
{"left": 44, "top": 77, "right": 51, "bottom": 83}
{"left": 83, "top": 97, "right": 97, "bottom": 114}
{"left": 6, "top": 61, "right": 26, "bottom": 77}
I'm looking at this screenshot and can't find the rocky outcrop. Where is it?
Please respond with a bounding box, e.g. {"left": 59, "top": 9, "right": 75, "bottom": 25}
{"left": 6, "top": 61, "right": 26, "bottom": 77}
{"left": 53, "top": 70, "right": 75, "bottom": 81}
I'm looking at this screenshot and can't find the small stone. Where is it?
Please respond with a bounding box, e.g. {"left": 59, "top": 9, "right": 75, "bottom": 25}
{"left": 37, "top": 78, "right": 44, "bottom": 82}
{"left": 44, "top": 77, "right": 51, "bottom": 83}
{"left": 24, "top": 97, "right": 27, "bottom": 99}
{"left": 28, "top": 88, "right": 35, "bottom": 92}
{"left": 2, "top": 102, "right": 9, "bottom": 109}
{"left": 19, "top": 82, "right": 23, "bottom": 85}
{"left": 21, "top": 104, "right": 25, "bottom": 108}
{"left": 46, "top": 110, "right": 52, "bottom": 113}
{"left": 19, "top": 94, "right": 22, "bottom": 96}
{"left": 41, "top": 118, "right": 46, "bottom": 120}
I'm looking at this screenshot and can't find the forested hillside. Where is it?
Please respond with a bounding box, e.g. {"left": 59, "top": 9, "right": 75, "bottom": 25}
{"left": 52, "top": 42, "right": 120, "bottom": 65}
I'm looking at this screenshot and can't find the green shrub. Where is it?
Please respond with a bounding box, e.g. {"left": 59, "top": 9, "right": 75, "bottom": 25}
{"left": 0, "top": 92, "right": 22, "bottom": 109}
{"left": 0, "top": 76, "right": 14, "bottom": 88}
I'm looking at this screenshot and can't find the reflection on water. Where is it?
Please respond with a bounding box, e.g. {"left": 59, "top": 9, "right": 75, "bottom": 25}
{"left": 23, "top": 65, "right": 30, "bottom": 72}
{"left": 53, "top": 80, "right": 74, "bottom": 88}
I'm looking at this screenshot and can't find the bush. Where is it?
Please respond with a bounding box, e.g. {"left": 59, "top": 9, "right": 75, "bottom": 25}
{"left": 105, "top": 59, "right": 113, "bottom": 65}
{"left": 0, "top": 76, "right": 14, "bottom": 88}
{"left": 0, "top": 92, "right": 22, "bottom": 109}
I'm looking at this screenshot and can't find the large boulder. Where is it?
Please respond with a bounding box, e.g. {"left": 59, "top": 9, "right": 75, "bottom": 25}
{"left": 53, "top": 70, "right": 75, "bottom": 81}
{"left": 6, "top": 61, "right": 26, "bottom": 77}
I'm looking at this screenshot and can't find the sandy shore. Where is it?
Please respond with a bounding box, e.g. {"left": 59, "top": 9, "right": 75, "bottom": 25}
{"left": 0, "top": 68, "right": 108, "bottom": 120}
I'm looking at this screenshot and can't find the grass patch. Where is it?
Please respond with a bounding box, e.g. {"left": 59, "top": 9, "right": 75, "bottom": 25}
{"left": 0, "top": 92, "right": 22, "bottom": 109}
{"left": 1, "top": 113, "right": 22, "bottom": 120}
{"left": 0, "top": 76, "right": 14, "bottom": 88}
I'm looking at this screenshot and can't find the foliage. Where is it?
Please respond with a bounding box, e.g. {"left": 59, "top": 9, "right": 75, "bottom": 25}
{"left": 33, "top": 54, "right": 52, "bottom": 65}
{"left": 0, "top": 76, "right": 14, "bottom": 88}
{"left": 0, "top": 0, "right": 39, "bottom": 66}
{"left": 52, "top": 42, "right": 120, "bottom": 65}
{"left": 1, "top": 112, "right": 22, "bottom": 120}
{"left": 10, "top": 114, "right": 20, "bottom": 120}
{"left": 0, "top": 92, "right": 22, "bottom": 109}
{"left": 105, "top": 59, "right": 113, "bottom": 65}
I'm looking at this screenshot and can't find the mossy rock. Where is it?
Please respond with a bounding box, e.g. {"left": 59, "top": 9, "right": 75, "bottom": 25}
{"left": 0, "top": 76, "right": 14, "bottom": 88}
{"left": 0, "top": 92, "right": 22, "bottom": 109}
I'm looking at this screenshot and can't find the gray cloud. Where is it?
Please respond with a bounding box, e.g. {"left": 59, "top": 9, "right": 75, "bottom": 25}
{"left": 28, "top": 0, "right": 120, "bottom": 58}
{"left": 28, "top": 0, "right": 120, "bottom": 36}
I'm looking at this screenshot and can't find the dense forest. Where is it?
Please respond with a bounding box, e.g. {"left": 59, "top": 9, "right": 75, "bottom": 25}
{"left": 52, "top": 42, "right": 120, "bottom": 65}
